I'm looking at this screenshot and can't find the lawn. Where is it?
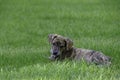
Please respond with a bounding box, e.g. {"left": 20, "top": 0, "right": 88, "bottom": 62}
{"left": 0, "top": 0, "right": 120, "bottom": 80}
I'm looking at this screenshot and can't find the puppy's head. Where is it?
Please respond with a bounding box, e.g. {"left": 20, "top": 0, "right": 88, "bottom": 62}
{"left": 48, "top": 34, "right": 73, "bottom": 60}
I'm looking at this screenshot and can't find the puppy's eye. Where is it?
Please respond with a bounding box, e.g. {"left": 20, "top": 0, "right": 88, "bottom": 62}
{"left": 52, "top": 43, "right": 56, "bottom": 45}
{"left": 60, "top": 45, "right": 64, "bottom": 48}
{"left": 57, "top": 42, "right": 61, "bottom": 45}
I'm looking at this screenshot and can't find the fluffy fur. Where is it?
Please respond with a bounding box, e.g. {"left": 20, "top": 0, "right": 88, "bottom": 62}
{"left": 48, "top": 34, "right": 111, "bottom": 65}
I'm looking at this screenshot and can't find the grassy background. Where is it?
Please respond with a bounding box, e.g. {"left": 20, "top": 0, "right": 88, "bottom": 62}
{"left": 0, "top": 0, "right": 120, "bottom": 80}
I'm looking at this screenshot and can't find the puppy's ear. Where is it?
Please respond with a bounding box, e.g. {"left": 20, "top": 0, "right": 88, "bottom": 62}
{"left": 48, "top": 34, "right": 58, "bottom": 44}
{"left": 65, "top": 38, "right": 73, "bottom": 50}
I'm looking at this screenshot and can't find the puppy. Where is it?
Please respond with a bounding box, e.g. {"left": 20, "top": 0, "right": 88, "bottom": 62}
{"left": 48, "top": 34, "right": 111, "bottom": 65}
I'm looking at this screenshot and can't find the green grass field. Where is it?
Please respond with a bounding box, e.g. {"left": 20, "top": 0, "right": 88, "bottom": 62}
{"left": 0, "top": 0, "right": 120, "bottom": 80}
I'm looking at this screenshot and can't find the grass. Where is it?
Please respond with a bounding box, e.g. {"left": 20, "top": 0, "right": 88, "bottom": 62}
{"left": 0, "top": 0, "right": 120, "bottom": 80}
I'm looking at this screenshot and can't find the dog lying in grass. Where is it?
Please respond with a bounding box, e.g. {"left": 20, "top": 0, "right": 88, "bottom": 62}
{"left": 48, "top": 34, "right": 111, "bottom": 65}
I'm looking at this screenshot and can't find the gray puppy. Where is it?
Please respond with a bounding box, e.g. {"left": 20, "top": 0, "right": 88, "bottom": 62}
{"left": 48, "top": 34, "right": 111, "bottom": 65}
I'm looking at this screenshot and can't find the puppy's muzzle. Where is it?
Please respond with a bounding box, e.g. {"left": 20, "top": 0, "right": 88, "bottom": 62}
{"left": 51, "top": 46, "right": 59, "bottom": 55}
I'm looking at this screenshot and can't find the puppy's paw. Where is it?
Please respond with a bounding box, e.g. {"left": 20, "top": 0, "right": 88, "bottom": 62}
{"left": 49, "top": 55, "right": 55, "bottom": 61}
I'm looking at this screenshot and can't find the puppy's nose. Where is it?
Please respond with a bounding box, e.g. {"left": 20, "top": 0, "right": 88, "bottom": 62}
{"left": 53, "top": 52, "right": 58, "bottom": 55}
